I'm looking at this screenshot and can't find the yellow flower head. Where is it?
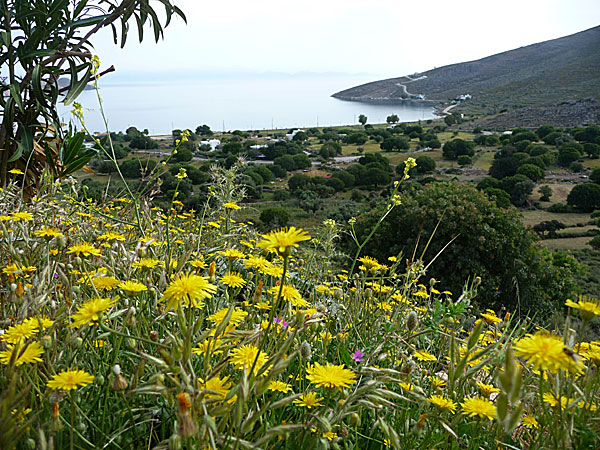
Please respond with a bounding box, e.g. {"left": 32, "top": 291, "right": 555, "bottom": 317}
{"left": 47, "top": 369, "right": 94, "bottom": 390}
{"left": 223, "top": 202, "right": 240, "bottom": 210}
{"left": 229, "top": 344, "right": 269, "bottom": 377}
{"left": 70, "top": 297, "right": 117, "bottom": 327}
{"left": 34, "top": 227, "right": 64, "bottom": 240}
{"left": 293, "top": 392, "right": 324, "bottom": 408}
{"left": 514, "top": 332, "right": 580, "bottom": 374}
{"left": 0, "top": 342, "right": 44, "bottom": 366}
{"left": 257, "top": 226, "right": 310, "bottom": 257}
{"left": 10, "top": 212, "right": 33, "bottom": 222}
{"left": 161, "top": 273, "right": 217, "bottom": 311}
{"left": 132, "top": 258, "right": 163, "bottom": 270}
{"left": 67, "top": 242, "right": 102, "bottom": 258}
{"left": 268, "top": 284, "right": 309, "bottom": 308}
{"left": 199, "top": 375, "right": 232, "bottom": 401}
{"left": 427, "top": 395, "right": 457, "bottom": 413}
{"left": 565, "top": 295, "right": 600, "bottom": 322}
{"left": 460, "top": 396, "right": 496, "bottom": 420}
{"left": 220, "top": 271, "right": 246, "bottom": 289}
{"left": 2, "top": 321, "right": 39, "bottom": 344}
{"left": 118, "top": 280, "right": 148, "bottom": 293}
{"left": 208, "top": 307, "right": 248, "bottom": 326}
{"left": 414, "top": 350, "right": 437, "bottom": 362}
{"left": 218, "top": 248, "right": 245, "bottom": 260}
{"left": 306, "top": 362, "right": 356, "bottom": 390}
{"left": 268, "top": 380, "right": 292, "bottom": 393}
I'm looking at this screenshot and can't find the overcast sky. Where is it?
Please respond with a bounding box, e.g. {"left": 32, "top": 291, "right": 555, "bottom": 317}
{"left": 93, "top": 0, "right": 599, "bottom": 80}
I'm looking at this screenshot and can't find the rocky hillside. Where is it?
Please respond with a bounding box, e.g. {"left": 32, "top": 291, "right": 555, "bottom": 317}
{"left": 333, "top": 25, "right": 600, "bottom": 121}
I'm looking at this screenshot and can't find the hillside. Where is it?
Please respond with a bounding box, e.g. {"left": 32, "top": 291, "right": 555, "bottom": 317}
{"left": 333, "top": 26, "right": 600, "bottom": 121}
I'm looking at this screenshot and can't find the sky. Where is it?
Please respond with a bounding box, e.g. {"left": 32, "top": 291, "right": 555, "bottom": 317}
{"left": 92, "top": 0, "right": 600, "bottom": 81}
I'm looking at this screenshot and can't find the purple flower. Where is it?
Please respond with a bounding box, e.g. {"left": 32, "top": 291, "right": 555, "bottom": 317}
{"left": 53, "top": 273, "right": 59, "bottom": 278}
{"left": 351, "top": 350, "right": 364, "bottom": 362}
{"left": 273, "top": 317, "right": 289, "bottom": 329}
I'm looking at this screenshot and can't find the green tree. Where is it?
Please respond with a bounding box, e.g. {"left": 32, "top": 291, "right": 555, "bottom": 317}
{"left": 260, "top": 207, "right": 290, "bottom": 229}
{"left": 0, "top": 0, "right": 184, "bottom": 187}
{"left": 444, "top": 115, "right": 456, "bottom": 126}
{"left": 557, "top": 146, "right": 582, "bottom": 167}
{"left": 567, "top": 183, "right": 600, "bottom": 211}
{"left": 538, "top": 185, "right": 553, "bottom": 202}
{"left": 386, "top": 114, "right": 399, "bottom": 124}
{"left": 591, "top": 167, "right": 600, "bottom": 184}
{"left": 457, "top": 155, "right": 472, "bottom": 167}
{"left": 172, "top": 147, "right": 193, "bottom": 163}
{"left": 350, "top": 182, "right": 578, "bottom": 313}
{"left": 195, "top": 124, "right": 213, "bottom": 136}
{"left": 516, "top": 164, "right": 544, "bottom": 182}
{"left": 442, "top": 139, "right": 475, "bottom": 160}
{"left": 358, "top": 115, "right": 367, "bottom": 125}
{"left": 415, "top": 156, "right": 436, "bottom": 174}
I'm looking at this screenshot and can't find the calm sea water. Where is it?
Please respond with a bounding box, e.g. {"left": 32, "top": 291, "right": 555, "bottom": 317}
{"left": 59, "top": 74, "right": 435, "bottom": 135}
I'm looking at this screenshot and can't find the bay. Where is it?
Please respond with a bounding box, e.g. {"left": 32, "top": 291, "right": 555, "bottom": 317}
{"left": 59, "top": 73, "right": 435, "bottom": 135}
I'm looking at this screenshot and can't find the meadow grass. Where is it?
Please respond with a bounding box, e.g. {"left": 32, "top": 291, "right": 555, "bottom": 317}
{"left": 1, "top": 163, "right": 600, "bottom": 450}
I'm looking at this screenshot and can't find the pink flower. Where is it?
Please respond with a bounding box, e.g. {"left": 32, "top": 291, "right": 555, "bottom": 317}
{"left": 351, "top": 350, "right": 364, "bottom": 362}
{"left": 274, "top": 317, "right": 289, "bottom": 328}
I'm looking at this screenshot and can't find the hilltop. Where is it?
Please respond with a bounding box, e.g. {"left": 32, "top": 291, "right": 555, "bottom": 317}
{"left": 333, "top": 25, "right": 600, "bottom": 124}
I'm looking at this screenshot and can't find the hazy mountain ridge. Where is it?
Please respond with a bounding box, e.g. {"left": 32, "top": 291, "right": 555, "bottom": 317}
{"left": 332, "top": 26, "right": 600, "bottom": 120}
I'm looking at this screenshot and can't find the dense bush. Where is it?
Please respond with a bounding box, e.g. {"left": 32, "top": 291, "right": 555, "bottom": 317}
{"left": 442, "top": 139, "right": 475, "bottom": 160}
{"left": 350, "top": 182, "right": 578, "bottom": 312}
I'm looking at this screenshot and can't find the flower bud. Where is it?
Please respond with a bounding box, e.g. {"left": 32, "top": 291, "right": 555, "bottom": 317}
{"left": 150, "top": 330, "right": 159, "bottom": 342}
{"left": 111, "top": 373, "right": 129, "bottom": 391}
{"left": 71, "top": 337, "right": 83, "bottom": 348}
{"left": 300, "top": 341, "right": 312, "bottom": 360}
{"left": 349, "top": 412, "right": 361, "bottom": 427}
{"left": 41, "top": 335, "right": 53, "bottom": 349}
{"left": 406, "top": 311, "right": 418, "bottom": 331}
{"left": 333, "top": 289, "right": 343, "bottom": 300}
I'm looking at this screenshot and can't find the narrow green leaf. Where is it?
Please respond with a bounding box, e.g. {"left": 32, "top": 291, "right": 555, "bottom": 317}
{"left": 7, "top": 145, "right": 23, "bottom": 163}
{"left": 63, "top": 63, "right": 92, "bottom": 105}
{"left": 63, "top": 14, "right": 109, "bottom": 30}
{"left": 9, "top": 83, "right": 24, "bottom": 112}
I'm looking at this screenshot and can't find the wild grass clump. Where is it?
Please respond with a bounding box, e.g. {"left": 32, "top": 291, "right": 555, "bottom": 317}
{"left": 1, "top": 166, "right": 600, "bottom": 450}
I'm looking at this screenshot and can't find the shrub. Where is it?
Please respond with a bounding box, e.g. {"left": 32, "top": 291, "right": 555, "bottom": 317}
{"left": 457, "top": 155, "right": 472, "bottom": 166}
{"left": 567, "top": 183, "right": 600, "bottom": 211}
{"left": 259, "top": 207, "right": 290, "bottom": 228}
{"left": 350, "top": 181, "right": 578, "bottom": 312}
{"left": 442, "top": 139, "right": 475, "bottom": 160}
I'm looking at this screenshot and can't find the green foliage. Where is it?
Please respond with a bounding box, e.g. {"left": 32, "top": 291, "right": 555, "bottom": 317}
{"left": 259, "top": 207, "right": 290, "bottom": 229}
{"left": 350, "top": 182, "right": 577, "bottom": 313}
{"left": 442, "top": 139, "right": 475, "bottom": 160}
{"left": 539, "top": 185, "right": 553, "bottom": 201}
{"left": 0, "top": 0, "right": 185, "bottom": 186}
{"left": 567, "top": 183, "right": 600, "bottom": 211}
{"left": 172, "top": 147, "right": 193, "bottom": 163}
{"left": 358, "top": 114, "right": 368, "bottom": 125}
{"left": 195, "top": 124, "right": 213, "bottom": 136}
{"left": 415, "top": 155, "right": 436, "bottom": 174}
{"left": 380, "top": 136, "right": 410, "bottom": 151}
{"left": 457, "top": 155, "right": 472, "bottom": 166}
{"left": 533, "top": 220, "right": 566, "bottom": 238}
{"left": 386, "top": 114, "right": 399, "bottom": 123}
{"left": 590, "top": 167, "right": 600, "bottom": 184}
{"left": 558, "top": 144, "right": 583, "bottom": 167}
{"left": 517, "top": 163, "right": 544, "bottom": 181}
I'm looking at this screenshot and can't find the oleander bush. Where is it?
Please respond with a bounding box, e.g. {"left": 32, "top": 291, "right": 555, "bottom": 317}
{"left": 1, "top": 164, "right": 600, "bottom": 450}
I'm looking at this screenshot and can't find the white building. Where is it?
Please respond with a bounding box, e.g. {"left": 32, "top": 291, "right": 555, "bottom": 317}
{"left": 200, "top": 139, "right": 221, "bottom": 151}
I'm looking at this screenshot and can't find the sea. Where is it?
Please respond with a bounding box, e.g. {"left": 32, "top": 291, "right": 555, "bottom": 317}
{"left": 58, "top": 73, "right": 436, "bottom": 135}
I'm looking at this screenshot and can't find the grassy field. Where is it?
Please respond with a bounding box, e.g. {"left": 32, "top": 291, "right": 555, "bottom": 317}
{"left": 521, "top": 210, "right": 591, "bottom": 227}
{"left": 541, "top": 236, "right": 594, "bottom": 250}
